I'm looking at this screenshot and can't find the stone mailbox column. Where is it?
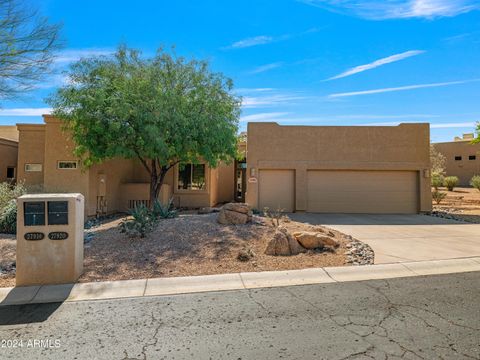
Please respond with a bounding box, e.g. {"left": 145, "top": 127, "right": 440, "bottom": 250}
{"left": 16, "top": 193, "right": 84, "bottom": 286}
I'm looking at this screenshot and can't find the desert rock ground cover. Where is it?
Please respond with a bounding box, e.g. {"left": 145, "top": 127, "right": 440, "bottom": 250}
{"left": 431, "top": 187, "right": 480, "bottom": 223}
{"left": 0, "top": 213, "right": 363, "bottom": 287}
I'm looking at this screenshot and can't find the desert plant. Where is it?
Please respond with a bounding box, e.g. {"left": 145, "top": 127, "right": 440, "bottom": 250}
{"left": 470, "top": 175, "right": 480, "bottom": 191}
{"left": 120, "top": 204, "right": 155, "bottom": 238}
{"left": 0, "top": 200, "right": 17, "bottom": 234}
{"left": 263, "top": 207, "right": 284, "bottom": 227}
{"left": 431, "top": 173, "right": 444, "bottom": 190}
{"left": 432, "top": 190, "right": 447, "bottom": 205}
{"left": 430, "top": 144, "right": 446, "bottom": 176}
{"left": 443, "top": 176, "right": 459, "bottom": 191}
{"left": 152, "top": 198, "right": 177, "bottom": 219}
{"left": 0, "top": 181, "right": 26, "bottom": 210}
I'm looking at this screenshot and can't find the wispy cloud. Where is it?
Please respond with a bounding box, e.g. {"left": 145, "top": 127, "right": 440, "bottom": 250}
{"left": 249, "top": 62, "right": 284, "bottom": 74}
{"left": 224, "top": 28, "right": 320, "bottom": 50}
{"left": 0, "top": 108, "right": 52, "bottom": 116}
{"left": 329, "top": 79, "right": 480, "bottom": 98}
{"left": 237, "top": 88, "right": 309, "bottom": 108}
{"left": 327, "top": 50, "right": 425, "bottom": 80}
{"left": 55, "top": 48, "right": 113, "bottom": 64}
{"left": 298, "top": 0, "right": 479, "bottom": 20}
{"left": 240, "top": 112, "right": 291, "bottom": 122}
{"left": 228, "top": 36, "right": 274, "bottom": 49}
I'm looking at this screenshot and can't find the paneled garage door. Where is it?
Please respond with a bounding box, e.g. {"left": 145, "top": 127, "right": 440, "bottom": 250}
{"left": 259, "top": 169, "right": 295, "bottom": 212}
{"left": 307, "top": 170, "right": 419, "bottom": 214}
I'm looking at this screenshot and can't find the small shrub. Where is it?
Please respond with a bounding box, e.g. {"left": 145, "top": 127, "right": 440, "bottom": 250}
{"left": 121, "top": 199, "right": 178, "bottom": 238}
{"left": 263, "top": 207, "right": 284, "bottom": 227}
{"left": 120, "top": 204, "right": 155, "bottom": 238}
{"left": 432, "top": 190, "right": 447, "bottom": 205}
{"left": 152, "top": 198, "right": 177, "bottom": 219}
{"left": 237, "top": 247, "right": 255, "bottom": 262}
{"left": 470, "top": 175, "right": 480, "bottom": 191}
{"left": 443, "top": 176, "right": 459, "bottom": 191}
{"left": 0, "top": 182, "right": 26, "bottom": 210}
{"left": 0, "top": 200, "right": 17, "bottom": 234}
{"left": 431, "top": 173, "right": 444, "bottom": 190}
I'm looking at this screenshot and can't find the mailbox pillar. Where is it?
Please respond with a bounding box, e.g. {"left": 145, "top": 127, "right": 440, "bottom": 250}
{"left": 16, "top": 193, "right": 84, "bottom": 286}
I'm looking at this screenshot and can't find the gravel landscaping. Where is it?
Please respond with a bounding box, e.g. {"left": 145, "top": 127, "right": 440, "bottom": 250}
{"left": 429, "top": 187, "right": 480, "bottom": 223}
{"left": 0, "top": 213, "right": 374, "bottom": 288}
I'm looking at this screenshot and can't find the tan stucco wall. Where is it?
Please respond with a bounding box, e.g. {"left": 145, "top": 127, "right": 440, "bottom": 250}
{"left": 246, "top": 122, "right": 432, "bottom": 213}
{"left": 434, "top": 141, "right": 480, "bottom": 186}
{"left": 0, "top": 138, "right": 18, "bottom": 182}
{"left": 0, "top": 125, "right": 19, "bottom": 141}
{"left": 17, "top": 124, "right": 46, "bottom": 187}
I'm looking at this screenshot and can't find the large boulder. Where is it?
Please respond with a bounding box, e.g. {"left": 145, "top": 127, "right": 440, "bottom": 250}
{"left": 293, "top": 231, "right": 339, "bottom": 249}
{"left": 265, "top": 227, "right": 307, "bottom": 256}
{"left": 217, "top": 203, "right": 252, "bottom": 225}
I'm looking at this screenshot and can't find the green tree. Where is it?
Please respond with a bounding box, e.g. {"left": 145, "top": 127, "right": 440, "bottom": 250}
{"left": 0, "top": 0, "right": 62, "bottom": 100}
{"left": 430, "top": 144, "right": 446, "bottom": 176}
{"left": 48, "top": 46, "right": 241, "bottom": 206}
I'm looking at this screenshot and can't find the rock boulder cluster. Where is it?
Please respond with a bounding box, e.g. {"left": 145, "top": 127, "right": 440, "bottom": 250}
{"left": 217, "top": 203, "right": 253, "bottom": 225}
{"left": 265, "top": 227, "right": 340, "bottom": 256}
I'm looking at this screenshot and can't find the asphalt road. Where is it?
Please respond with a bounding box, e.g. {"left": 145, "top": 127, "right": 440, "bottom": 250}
{"left": 1, "top": 272, "right": 480, "bottom": 360}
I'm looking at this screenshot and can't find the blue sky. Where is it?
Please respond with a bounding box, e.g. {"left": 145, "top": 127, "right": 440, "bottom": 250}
{"left": 1, "top": 0, "right": 480, "bottom": 142}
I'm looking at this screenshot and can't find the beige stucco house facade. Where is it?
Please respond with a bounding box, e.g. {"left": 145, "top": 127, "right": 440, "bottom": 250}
{"left": 15, "top": 116, "right": 431, "bottom": 216}
{"left": 245, "top": 122, "right": 432, "bottom": 214}
{"left": 17, "top": 116, "right": 237, "bottom": 217}
{"left": 0, "top": 126, "right": 19, "bottom": 183}
{"left": 434, "top": 134, "right": 480, "bottom": 186}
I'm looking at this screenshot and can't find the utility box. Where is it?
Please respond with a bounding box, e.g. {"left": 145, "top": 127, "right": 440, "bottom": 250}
{"left": 16, "top": 193, "right": 84, "bottom": 286}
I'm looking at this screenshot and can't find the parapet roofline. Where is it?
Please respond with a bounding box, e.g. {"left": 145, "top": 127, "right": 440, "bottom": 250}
{"left": 247, "top": 122, "right": 429, "bottom": 128}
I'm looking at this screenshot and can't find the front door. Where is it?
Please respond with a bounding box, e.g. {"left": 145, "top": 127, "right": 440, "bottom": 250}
{"left": 235, "top": 159, "right": 246, "bottom": 202}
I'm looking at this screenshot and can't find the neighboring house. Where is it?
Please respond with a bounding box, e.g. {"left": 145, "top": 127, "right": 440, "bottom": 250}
{"left": 434, "top": 133, "right": 480, "bottom": 186}
{"left": 0, "top": 126, "right": 19, "bottom": 183}
{"left": 246, "top": 122, "right": 431, "bottom": 214}
{"left": 16, "top": 115, "right": 432, "bottom": 216}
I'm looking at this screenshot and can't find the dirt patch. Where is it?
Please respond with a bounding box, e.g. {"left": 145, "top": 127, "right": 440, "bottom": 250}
{"left": 0, "top": 214, "right": 362, "bottom": 287}
{"left": 432, "top": 187, "right": 480, "bottom": 223}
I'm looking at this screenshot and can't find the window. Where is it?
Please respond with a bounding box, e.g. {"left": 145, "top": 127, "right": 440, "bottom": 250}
{"left": 6, "top": 167, "right": 15, "bottom": 179}
{"left": 25, "top": 163, "right": 42, "bottom": 172}
{"left": 57, "top": 161, "right": 78, "bottom": 169}
{"left": 469, "top": 155, "right": 476, "bottom": 160}
{"left": 178, "top": 164, "right": 206, "bottom": 190}
{"left": 455, "top": 156, "right": 462, "bottom": 161}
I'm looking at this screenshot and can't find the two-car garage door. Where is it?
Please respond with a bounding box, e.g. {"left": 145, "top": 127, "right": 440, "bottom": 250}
{"left": 307, "top": 170, "right": 419, "bottom": 214}
{"left": 258, "top": 169, "right": 419, "bottom": 214}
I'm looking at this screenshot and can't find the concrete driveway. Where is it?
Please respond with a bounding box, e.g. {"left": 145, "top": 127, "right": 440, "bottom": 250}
{"left": 289, "top": 213, "right": 480, "bottom": 264}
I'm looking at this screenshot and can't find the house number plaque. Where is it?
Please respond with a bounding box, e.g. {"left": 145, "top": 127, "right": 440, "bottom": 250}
{"left": 48, "top": 232, "right": 69, "bottom": 240}
{"left": 24, "top": 232, "right": 45, "bottom": 241}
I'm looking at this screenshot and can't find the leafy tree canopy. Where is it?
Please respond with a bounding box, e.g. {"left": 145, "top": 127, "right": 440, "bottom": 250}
{"left": 48, "top": 45, "right": 241, "bottom": 204}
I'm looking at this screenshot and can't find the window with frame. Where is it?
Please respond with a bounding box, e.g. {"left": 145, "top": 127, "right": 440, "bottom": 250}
{"left": 25, "top": 163, "right": 42, "bottom": 172}
{"left": 178, "top": 164, "right": 206, "bottom": 190}
{"left": 454, "top": 156, "right": 462, "bottom": 161}
{"left": 57, "top": 161, "right": 78, "bottom": 169}
{"left": 6, "top": 167, "right": 15, "bottom": 179}
{"left": 469, "top": 155, "right": 476, "bottom": 160}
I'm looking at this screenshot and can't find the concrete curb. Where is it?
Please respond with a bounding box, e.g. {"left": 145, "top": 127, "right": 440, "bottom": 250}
{"left": 2, "top": 257, "right": 480, "bottom": 306}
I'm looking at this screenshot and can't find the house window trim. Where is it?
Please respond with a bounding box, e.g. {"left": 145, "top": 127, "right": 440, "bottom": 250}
{"left": 174, "top": 163, "right": 209, "bottom": 194}
{"left": 57, "top": 160, "right": 79, "bottom": 170}
{"left": 25, "top": 163, "right": 43, "bottom": 172}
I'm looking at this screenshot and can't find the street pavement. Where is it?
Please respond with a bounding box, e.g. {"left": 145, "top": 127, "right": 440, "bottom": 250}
{"left": 1, "top": 272, "right": 479, "bottom": 359}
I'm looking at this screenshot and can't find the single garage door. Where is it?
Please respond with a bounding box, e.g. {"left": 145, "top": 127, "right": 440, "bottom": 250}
{"left": 259, "top": 169, "right": 295, "bottom": 212}
{"left": 307, "top": 170, "right": 419, "bottom": 214}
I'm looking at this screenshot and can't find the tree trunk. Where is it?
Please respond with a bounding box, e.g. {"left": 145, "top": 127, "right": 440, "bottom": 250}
{"left": 149, "top": 160, "right": 168, "bottom": 208}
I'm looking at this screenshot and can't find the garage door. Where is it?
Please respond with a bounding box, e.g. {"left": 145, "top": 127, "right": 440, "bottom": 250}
{"left": 307, "top": 170, "right": 418, "bottom": 214}
{"left": 259, "top": 170, "right": 295, "bottom": 212}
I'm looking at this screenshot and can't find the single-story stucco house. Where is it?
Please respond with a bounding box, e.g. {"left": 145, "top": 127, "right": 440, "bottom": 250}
{"left": 0, "top": 126, "right": 19, "bottom": 183}
{"left": 14, "top": 115, "right": 432, "bottom": 216}
{"left": 434, "top": 133, "right": 480, "bottom": 186}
